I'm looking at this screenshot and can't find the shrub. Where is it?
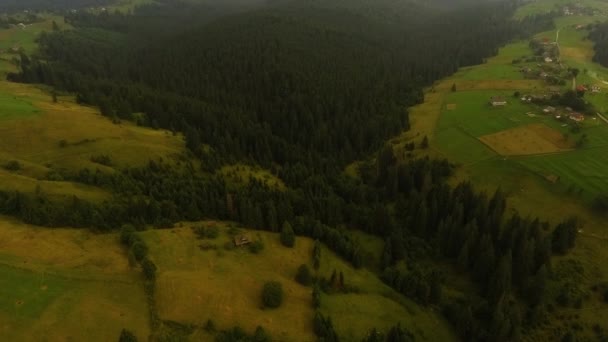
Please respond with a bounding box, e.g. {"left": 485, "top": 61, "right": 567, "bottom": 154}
{"left": 3, "top": 160, "right": 20, "bottom": 171}
{"left": 131, "top": 242, "right": 148, "bottom": 262}
{"left": 204, "top": 319, "right": 216, "bottom": 333}
{"left": 295, "top": 264, "right": 313, "bottom": 286}
{"left": 119, "top": 329, "right": 138, "bottom": 342}
{"left": 248, "top": 240, "right": 264, "bottom": 254}
{"left": 142, "top": 258, "right": 157, "bottom": 280}
{"left": 262, "top": 281, "right": 283, "bottom": 308}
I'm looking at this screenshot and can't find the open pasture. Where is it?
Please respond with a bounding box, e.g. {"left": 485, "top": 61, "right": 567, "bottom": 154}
{"left": 0, "top": 218, "right": 149, "bottom": 341}
{"left": 479, "top": 123, "right": 573, "bottom": 155}
{"left": 142, "top": 223, "right": 455, "bottom": 341}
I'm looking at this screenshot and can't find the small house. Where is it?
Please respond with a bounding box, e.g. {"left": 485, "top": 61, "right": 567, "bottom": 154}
{"left": 592, "top": 85, "right": 601, "bottom": 93}
{"left": 233, "top": 234, "right": 251, "bottom": 247}
{"left": 490, "top": 96, "right": 507, "bottom": 106}
{"left": 576, "top": 85, "right": 588, "bottom": 92}
{"left": 17, "top": 23, "right": 25, "bottom": 29}
{"left": 543, "top": 106, "right": 556, "bottom": 113}
{"left": 544, "top": 57, "right": 553, "bottom": 63}
{"left": 540, "top": 72, "right": 549, "bottom": 78}
{"left": 569, "top": 112, "right": 585, "bottom": 122}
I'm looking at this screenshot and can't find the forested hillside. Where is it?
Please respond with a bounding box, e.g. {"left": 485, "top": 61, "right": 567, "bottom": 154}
{"left": 3, "top": 0, "right": 579, "bottom": 340}
{"left": 0, "top": 0, "right": 114, "bottom": 13}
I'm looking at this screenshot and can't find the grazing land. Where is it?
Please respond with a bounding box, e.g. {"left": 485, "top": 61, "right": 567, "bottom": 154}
{"left": 0, "top": 218, "right": 150, "bottom": 341}
{"left": 142, "top": 223, "right": 456, "bottom": 341}
{"left": 479, "top": 123, "right": 573, "bottom": 155}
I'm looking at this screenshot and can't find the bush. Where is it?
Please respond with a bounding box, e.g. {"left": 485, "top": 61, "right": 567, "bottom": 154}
{"left": 142, "top": 258, "right": 157, "bottom": 280}
{"left": 131, "top": 242, "right": 148, "bottom": 262}
{"left": 204, "top": 319, "right": 216, "bottom": 333}
{"left": 248, "top": 240, "right": 264, "bottom": 254}
{"left": 3, "top": 160, "right": 20, "bottom": 171}
{"left": 119, "top": 329, "right": 138, "bottom": 342}
{"left": 295, "top": 264, "right": 313, "bottom": 286}
{"left": 262, "top": 281, "right": 283, "bottom": 308}
{"left": 90, "top": 154, "right": 112, "bottom": 166}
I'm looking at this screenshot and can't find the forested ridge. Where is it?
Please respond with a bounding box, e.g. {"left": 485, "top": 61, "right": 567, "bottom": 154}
{"left": 0, "top": 0, "right": 115, "bottom": 13}
{"left": 589, "top": 22, "right": 608, "bottom": 66}
{"left": 3, "top": 0, "right": 578, "bottom": 340}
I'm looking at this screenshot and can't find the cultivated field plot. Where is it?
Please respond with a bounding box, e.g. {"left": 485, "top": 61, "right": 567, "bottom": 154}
{"left": 0, "top": 218, "right": 149, "bottom": 341}
{"left": 143, "top": 224, "right": 455, "bottom": 341}
{"left": 479, "top": 123, "right": 573, "bottom": 156}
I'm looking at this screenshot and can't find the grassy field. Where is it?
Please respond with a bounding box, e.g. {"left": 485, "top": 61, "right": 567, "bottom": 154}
{"left": 0, "top": 217, "right": 150, "bottom": 341}
{"left": 141, "top": 222, "right": 456, "bottom": 341}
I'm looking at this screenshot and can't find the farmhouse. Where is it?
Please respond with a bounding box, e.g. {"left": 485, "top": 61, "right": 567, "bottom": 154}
{"left": 569, "top": 112, "right": 585, "bottom": 122}
{"left": 576, "top": 85, "right": 588, "bottom": 92}
{"left": 233, "top": 234, "right": 251, "bottom": 247}
{"left": 543, "top": 106, "right": 556, "bottom": 113}
{"left": 490, "top": 96, "right": 507, "bottom": 106}
{"left": 544, "top": 57, "right": 553, "bottom": 63}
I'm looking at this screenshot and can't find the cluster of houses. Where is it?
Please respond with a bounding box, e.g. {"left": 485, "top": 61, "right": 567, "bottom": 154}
{"left": 489, "top": 96, "right": 586, "bottom": 123}
{"left": 540, "top": 106, "right": 584, "bottom": 122}
{"left": 576, "top": 84, "right": 601, "bottom": 94}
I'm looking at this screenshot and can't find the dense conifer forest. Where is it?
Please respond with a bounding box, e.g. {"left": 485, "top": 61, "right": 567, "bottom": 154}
{"left": 3, "top": 0, "right": 577, "bottom": 340}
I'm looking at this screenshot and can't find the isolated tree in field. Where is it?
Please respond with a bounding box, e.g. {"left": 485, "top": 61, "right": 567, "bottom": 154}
{"left": 52, "top": 91, "right": 57, "bottom": 103}
{"left": 451, "top": 83, "right": 457, "bottom": 92}
{"left": 52, "top": 21, "right": 59, "bottom": 31}
{"left": 280, "top": 221, "right": 295, "bottom": 247}
{"left": 119, "top": 329, "right": 138, "bottom": 342}
{"left": 262, "top": 281, "right": 283, "bottom": 308}
{"left": 253, "top": 326, "right": 270, "bottom": 342}
{"left": 295, "top": 264, "right": 313, "bottom": 286}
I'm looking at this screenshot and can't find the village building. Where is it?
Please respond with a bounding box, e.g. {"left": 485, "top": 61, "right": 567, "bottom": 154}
{"left": 576, "top": 85, "right": 588, "bottom": 92}
{"left": 490, "top": 96, "right": 507, "bottom": 106}
{"left": 544, "top": 57, "right": 553, "bottom": 63}
{"left": 569, "top": 112, "right": 585, "bottom": 122}
{"left": 592, "top": 85, "right": 601, "bottom": 93}
{"left": 233, "top": 234, "right": 251, "bottom": 247}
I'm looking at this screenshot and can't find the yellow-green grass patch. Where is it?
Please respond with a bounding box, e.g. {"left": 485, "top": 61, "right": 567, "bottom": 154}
{"left": 142, "top": 223, "right": 455, "bottom": 341}
{"left": 0, "top": 217, "right": 150, "bottom": 341}
{"left": 219, "top": 164, "right": 286, "bottom": 191}
{"left": 479, "top": 123, "right": 573, "bottom": 156}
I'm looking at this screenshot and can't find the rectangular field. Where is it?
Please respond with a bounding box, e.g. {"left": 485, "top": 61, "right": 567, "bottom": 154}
{"left": 479, "top": 123, "right": 573, "bottom": 156}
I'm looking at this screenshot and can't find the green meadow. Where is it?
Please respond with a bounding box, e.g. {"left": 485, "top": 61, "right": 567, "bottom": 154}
{"left": 141, "top": 223, "right": 456, "bottom": 341}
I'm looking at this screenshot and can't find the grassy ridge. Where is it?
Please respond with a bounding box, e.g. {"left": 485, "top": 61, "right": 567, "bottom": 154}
{"left": 141, "top": 223, "right": 456, "bottom": 341}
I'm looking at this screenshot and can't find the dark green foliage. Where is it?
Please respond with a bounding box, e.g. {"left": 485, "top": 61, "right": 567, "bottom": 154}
{"left": 552, "top": 218, "right": 578, "bottom": 254}
{"left": 204, "top": 319, "right": 216, "bottom": 333}
{"left": 194, "top": 226, "right": 219, "bottom": 239}
{"left": 141, "top": 258, "right": 157, "bottom": 281}
{"left": 592, "top": 195, "right": 608, "bottom": 214}
{"left": 261, "top": 281, "right": 283, "bottom": 308}
{"left": 3, "top": 160, "right": 21, "bottom": 171}
{"left": 451, "top": 83, "right": 456, "bottom": 92}
{"left": 280, "top": 221, "right": 295, "bottom": 248}
{"left": 312, "top": 283, "right": 321, "bottom": 309}
{"left": 295, "top": 264, "right": 313, "bottom": 286}
{"left": 248, "top": 239, "right": 265, "bottom": 254}
{"left": 313, "top": 311, "right": 339, "bottom": 342}
{"left": 385, "top": 324, "right": 415, "bottom": 342}
{"left": 90, "top": 154, "right": 112, "bottom": 166}
{"left": 118, "top": 329, "right": 138, "bottom": 342}
{"left": 420, "top": 136, "right": 429, "bottom": 149}
{"left": 215, "top": 325, "right": 270, "bottom": 342}
{"left": 313, "top": 240, "right": 321, "bottom": 270}
{"left": 130, "top": 242, "right": 148, "bottom": 262}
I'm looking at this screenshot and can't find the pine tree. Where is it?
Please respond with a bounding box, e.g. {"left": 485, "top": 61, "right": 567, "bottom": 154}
{"left": 280, "top": 221, "right": 295, "bottom": 247}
